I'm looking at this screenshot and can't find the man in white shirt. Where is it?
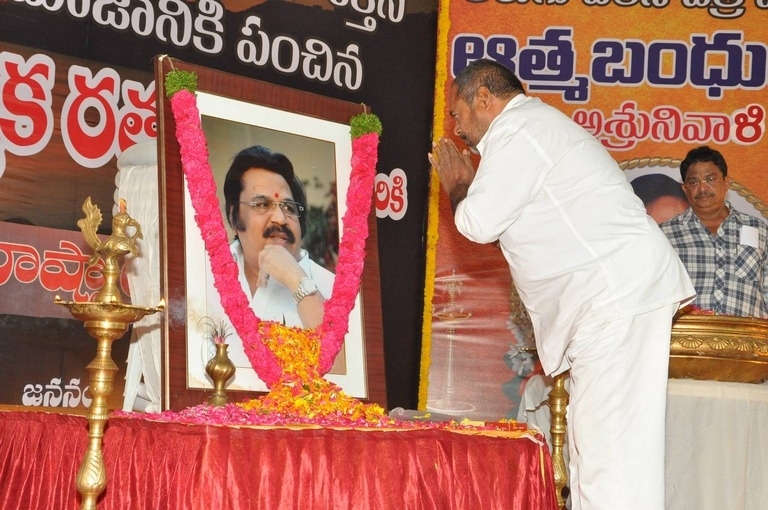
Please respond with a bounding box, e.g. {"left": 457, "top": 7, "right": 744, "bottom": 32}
{"left": 223, "top": 145, "right": 334, "bottom": 329}
{"left": 429, "top": 59, "right": 694, "bottom": 510}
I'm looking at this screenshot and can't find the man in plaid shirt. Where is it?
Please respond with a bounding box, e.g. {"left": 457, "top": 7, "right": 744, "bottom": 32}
{"left": 660, "top": 146, "right": 768, "bottom": 317}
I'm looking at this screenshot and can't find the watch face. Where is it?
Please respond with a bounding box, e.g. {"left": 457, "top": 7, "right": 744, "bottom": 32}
{"left": 294, "top": 277, "right": 318, "bottom": 304}
{"left": 299, "top": 276, "right": 317, "bottom": 295}
{"left": 302, "top": 278, "right": 318, "bottom": 293}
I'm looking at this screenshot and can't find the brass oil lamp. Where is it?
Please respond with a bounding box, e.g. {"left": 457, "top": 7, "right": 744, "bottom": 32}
{"left": 55, "top": 197, "right": 164, "bottom": 510}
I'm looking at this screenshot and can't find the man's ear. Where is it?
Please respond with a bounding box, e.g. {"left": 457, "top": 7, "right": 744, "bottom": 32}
{"left": 475, "top": 86, "right": 492, "bottom": 110}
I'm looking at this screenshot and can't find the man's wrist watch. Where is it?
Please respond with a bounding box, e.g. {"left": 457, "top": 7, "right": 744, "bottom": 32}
{"left": 293, "top": 276, "right": 318, "bottom": 304}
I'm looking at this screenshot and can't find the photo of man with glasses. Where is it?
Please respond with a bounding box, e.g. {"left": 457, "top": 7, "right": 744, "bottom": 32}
{"left": 223, "top": 145, "right": 334, "bottom": 329}
{"left": 660, "top": 145, "right": 768, "bottom": 317}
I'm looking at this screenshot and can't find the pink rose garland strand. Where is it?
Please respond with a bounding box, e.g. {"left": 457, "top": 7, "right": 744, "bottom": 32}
{"left": 169, "top": 88, "right": 280, "bottom": 385}
{"left": 317, "top": 131, "right": 379, "bottom": 373}
{"left": 166, "top": 71, "right": 381, "bottom": 387}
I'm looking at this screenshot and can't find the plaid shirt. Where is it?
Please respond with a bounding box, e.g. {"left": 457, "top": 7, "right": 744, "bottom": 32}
{"left": 660, "top": 203, "right": 768, "bottom": 317}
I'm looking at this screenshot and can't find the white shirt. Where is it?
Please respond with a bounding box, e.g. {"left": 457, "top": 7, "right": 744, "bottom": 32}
{"left": 231, "top": 240, "right": 335, "bottom": 327}
{"left": 454, "top": 94, "right": 695, "bottom": 375}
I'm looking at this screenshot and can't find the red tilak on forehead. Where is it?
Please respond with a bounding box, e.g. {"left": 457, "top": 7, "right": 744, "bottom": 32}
{"left": 274, "top": 193, "right": 279, "bottom": 198}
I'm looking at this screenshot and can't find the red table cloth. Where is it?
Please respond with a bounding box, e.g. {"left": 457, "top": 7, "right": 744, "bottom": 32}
{"left": 0, "top": 411, "right": 557, "bottom": 509}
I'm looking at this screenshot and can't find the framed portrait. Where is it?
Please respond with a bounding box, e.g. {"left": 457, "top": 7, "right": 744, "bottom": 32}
{"left": 156, "top": 57, "right": 386, "bottom": 410}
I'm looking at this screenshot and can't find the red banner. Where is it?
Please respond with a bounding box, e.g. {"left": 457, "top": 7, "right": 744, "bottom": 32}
{"left": 0, "top": 222, "right": 108, "bottom": 319}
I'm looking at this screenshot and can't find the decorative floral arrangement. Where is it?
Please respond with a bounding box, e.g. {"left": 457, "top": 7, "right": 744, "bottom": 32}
{"left": 201, "top": 316, "right": 231, "bottom": 345}
{"left": 117, "top": 397, "right": 533, "bottom": 433}
{"left": 501, "top": 288, "right": 542, "bottom": 419}
{"left": 677, "top": 304, "right": 716, "bottom": 316}
{"left": 418, "top": 0, "right": 452, "bottom": 407}
{"left": 504, "top": 325, "right": 536, "bottom": 377}
{"left": 164, "top": 68, "right": 387, "bottom": 423}
{"left": 503, "top": 285, "right": 537, "bottom": 376}
{"left": 238, "top": 323, "right": 386, "bottom": 423}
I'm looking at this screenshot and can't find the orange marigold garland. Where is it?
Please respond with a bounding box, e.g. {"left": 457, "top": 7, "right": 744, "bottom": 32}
{"left": 239, "top": 324, "right": 386, "bottom": 423}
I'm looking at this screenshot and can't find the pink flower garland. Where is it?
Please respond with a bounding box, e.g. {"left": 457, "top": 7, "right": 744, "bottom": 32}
{"left": 317, "top": 132, "right": 378, "bottom": 373}
{"left": 169, "top": 89, "right": 378, "bottom": 387}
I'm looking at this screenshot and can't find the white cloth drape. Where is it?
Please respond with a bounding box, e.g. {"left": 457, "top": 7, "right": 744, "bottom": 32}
{"left": 665, "top": 378, "right": 768, "bottom": 510}
{"left": 519, "top": 376, "right": 768, "bottom": 510}
{"left": 114, "top": 141, "right": 161, "bottom": 412}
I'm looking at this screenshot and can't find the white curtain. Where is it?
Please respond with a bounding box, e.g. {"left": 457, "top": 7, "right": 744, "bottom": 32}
{"left": 114, "top": 140, "right": 162, "bottom": 412}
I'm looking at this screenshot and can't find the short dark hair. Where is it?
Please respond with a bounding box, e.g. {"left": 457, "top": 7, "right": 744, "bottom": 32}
{"left": 453, "top": 59, "right": 525, "bottom": 105}
{"left": 631, "top": 173, "right": 687, "bottom": 206}
{"left": 679, "top": 146, "right": 728, "bottom": 181}
{"left": 223, "top": 145, "right": 307, "bottom": 236}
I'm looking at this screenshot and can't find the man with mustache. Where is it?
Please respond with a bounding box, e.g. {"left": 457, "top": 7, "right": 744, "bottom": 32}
{"left": 223, "top": 145, "right": 334, "bottom": 328}
{"left": 429, "top": 59, "right": 694, "bottom": 510}
{"left": 660, "top": 145, "right": 768, "bottom": 317}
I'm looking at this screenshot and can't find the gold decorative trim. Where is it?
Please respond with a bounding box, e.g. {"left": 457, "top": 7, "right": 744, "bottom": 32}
{"left": 618, "top": 156, "right": 681, "bottom": 170}
{"left": 729, "top": 181, "right": 768, "bottom": 221}
{"left": 670, "top": 314, "right": 768, "bottom": 383}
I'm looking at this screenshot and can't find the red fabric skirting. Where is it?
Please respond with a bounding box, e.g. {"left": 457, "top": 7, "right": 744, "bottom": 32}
{"left": 0, "top": 411, "right": 557, "bottom": 509}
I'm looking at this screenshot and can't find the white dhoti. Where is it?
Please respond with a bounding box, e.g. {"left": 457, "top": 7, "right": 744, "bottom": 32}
{"left": 565, "top": 303, "right": 678, "bottom": 510}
